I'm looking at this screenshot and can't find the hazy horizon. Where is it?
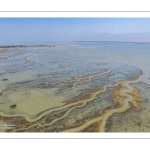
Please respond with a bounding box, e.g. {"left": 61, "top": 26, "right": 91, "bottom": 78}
{"left": 1, "top": 18, "right": 150, "bottom": 45}
{"left": 1, "top": 40, "right": 150, "bottom": 47}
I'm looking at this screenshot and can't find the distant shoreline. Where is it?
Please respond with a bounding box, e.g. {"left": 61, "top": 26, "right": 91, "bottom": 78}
{"left": 76, "top": 41, "right": 150, "bottom": 45}
{"left": 0, "top": 45, "right": 55, "bottom": 49}
{"left": 1, "top": 41, "right": 150, "bottom": 48}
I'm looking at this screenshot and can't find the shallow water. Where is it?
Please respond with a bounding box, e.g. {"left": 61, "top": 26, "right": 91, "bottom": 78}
{"left": 0, "top": 42, "right": 150, "bottom": 132}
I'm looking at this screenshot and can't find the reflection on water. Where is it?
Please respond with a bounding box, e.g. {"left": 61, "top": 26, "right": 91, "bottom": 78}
{"left": 0, "top": 42, "right": 150, "bottom": 132}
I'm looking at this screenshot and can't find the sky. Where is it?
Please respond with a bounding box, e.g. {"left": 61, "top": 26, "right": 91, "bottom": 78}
{"left": 0, "top": 18, "right": 150, "bottom": 45}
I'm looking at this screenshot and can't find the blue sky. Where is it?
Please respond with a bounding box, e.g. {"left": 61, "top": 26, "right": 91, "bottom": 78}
{"left": 0, "top": 18, "right": 150, "bottom": 45}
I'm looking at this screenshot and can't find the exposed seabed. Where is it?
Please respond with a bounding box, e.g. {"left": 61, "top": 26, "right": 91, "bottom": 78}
{"left": 0, "top": 43, "right": 150, "bottom": 132}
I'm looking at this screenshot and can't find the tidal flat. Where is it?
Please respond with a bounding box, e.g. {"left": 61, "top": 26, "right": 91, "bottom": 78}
{"left": 0, "top": 42, "right": 150, "bottom": 132}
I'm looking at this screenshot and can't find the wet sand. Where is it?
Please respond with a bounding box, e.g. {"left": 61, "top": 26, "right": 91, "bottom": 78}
{"left": 0, "top": 42, "right": 150, "bottom": 132}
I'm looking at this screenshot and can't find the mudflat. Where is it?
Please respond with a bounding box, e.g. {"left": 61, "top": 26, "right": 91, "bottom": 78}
{"left": 0, "top": 42, "right": 150, "bottom": 132}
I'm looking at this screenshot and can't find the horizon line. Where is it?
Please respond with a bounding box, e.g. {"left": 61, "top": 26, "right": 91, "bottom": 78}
{"left": 1, "top": 40, "right": 150, "bottom": 47}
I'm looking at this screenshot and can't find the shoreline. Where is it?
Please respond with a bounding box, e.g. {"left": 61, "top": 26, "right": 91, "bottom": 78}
{"left": 1, "top": 41, "right": 150, "bottom": 48}
{"left": 0, "top": 45, "right": 55, "bottom": 49}
{"left": 76, "top": 41, "right": 150, "bottom": 45}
